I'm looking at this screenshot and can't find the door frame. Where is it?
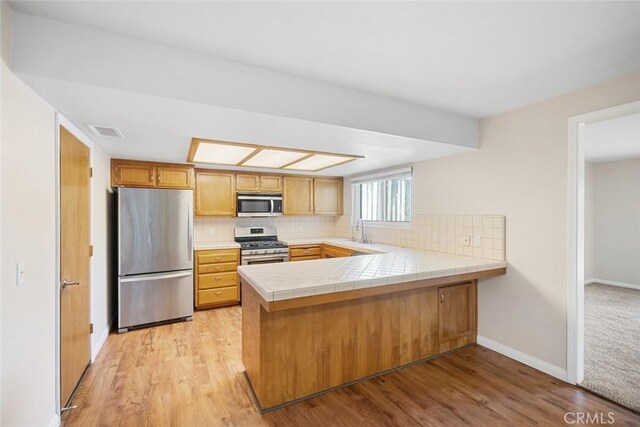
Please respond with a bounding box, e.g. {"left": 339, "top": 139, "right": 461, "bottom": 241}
{"left": 566, "top": 100, "right": 640, "bottom": 385}
{"left": 55, "top": 114, "right": 95, "bottom": 415}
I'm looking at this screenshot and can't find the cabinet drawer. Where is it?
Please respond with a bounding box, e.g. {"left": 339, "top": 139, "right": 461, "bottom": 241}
{"left": 197, "top": 250, "right": 239, "bottom": 265}
{"left": 290, "top": 255, "right": 321, "bottom": 262}
{"left": 198, "top": 262, "right": 237, "bottom": 274}
{"left": 290, "top": 246, "right": 321, "bottom": 257}
{"left": 198, "top": 272, "right": 238, "bottom": 290}
{"left": 198, "top": 286, "right": 239, "bottom": 306}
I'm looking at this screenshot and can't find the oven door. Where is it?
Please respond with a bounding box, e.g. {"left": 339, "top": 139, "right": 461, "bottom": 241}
{"left": 242, "top": 254, "right": 289, "bottom": 265}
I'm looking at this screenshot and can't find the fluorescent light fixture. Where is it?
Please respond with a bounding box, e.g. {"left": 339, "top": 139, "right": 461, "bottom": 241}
{"left": 188, "top": 138, "right": 363, "bottom": 170}
{"left": 285, "top": 154, "right": 356, "bottom": 171}
{"left": 191, "top": 141, "right": 255, "bottom": 165}
{"left": 242, "top": 149, "right": 309, "bottom": 168}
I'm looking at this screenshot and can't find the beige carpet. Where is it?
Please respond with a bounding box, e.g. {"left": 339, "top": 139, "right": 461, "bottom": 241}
{"left": 582, "top": 283, "right": 640, "bottom": 413}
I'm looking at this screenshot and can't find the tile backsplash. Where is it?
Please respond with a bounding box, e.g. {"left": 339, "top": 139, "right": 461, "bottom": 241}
{"left": 196, "top": 214, "right": 506, "bottom": 261}
{"left": 335, "top": 214, "right": 506, "bottom": 261}
{"left": 195, "top": 216, "right": 336, "bottom": 244}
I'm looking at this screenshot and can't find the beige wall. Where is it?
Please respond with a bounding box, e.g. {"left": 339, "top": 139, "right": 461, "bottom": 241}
{"left": 587, "top": 159, "right": 640, "bottom": 286}
{"left": 341, "top": 73, "right": 640, "bottom": 373}
{"left": 1, "top": 2, "right": 58, "bottom": 425}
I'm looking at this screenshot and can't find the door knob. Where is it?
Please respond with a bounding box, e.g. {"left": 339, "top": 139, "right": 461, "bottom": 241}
{"left": 62, "top": 280, "right": 80, "bottom": 289}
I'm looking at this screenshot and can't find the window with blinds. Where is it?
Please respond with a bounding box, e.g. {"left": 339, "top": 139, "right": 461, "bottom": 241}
{"left": 355, "top": 170, "right": 412, "bottom": 222}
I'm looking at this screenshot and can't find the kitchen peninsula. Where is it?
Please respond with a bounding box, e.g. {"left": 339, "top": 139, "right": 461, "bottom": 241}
{"left": 239, "top": 239, "right": 507, "bottom": 411}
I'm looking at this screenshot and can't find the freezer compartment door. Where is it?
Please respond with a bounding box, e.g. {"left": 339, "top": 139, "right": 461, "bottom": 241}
{"left": 119, "top": 188, "right": 193, "bottom": 276}
{"left": 118, "top": 270, "right": 193, "bottom": 329}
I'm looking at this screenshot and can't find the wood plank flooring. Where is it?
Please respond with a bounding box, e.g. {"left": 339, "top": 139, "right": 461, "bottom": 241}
{"left": 62, "top": 306, "right": 640, "bottom": 426}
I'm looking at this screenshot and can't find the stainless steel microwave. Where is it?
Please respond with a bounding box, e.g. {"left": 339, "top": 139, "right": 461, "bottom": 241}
{"left": 237, "top": 193, "right": 283, "bottom": 217}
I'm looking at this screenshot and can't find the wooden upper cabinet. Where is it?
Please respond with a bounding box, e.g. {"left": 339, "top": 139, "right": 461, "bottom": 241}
{"left": 438, "top": 282, "right": 476, "bottom": 344}
{"left": 260, "top": 175, "right": 282, "bottom": 192}
{"left": 313, "top": 178, "right": 343, "bottom": 215}
{"left": 156, "top": 165, "right": 193, "bottom": 189}
{"left": 236, "top": 174, "right": 283, "bottom": 192}
{"left": 236, "top": 174, "right": 260, "bottom": 192}
{"left": 111, "top": 159, "right": 194, "bottom": 189}
{"left": 195, "top": 170, "right": 236, "bottom": 216}
{"left": 283, "top": 176, "right": 314, "bottom": 215}
{"left": 112, "top": 161, "right": 156, "bottom": 187}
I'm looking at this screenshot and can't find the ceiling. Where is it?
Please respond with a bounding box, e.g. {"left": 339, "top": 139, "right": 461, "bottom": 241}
{"left": 10, "top": 1, "right": 640, "bottom": 118}
{"left": 21, "top": 75, "right": 471, "bottom": 176}
{"left": 585, "top": 113, "right": 640, "bottom": 163}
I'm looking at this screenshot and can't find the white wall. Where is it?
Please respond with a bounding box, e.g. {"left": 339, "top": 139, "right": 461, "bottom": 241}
{"left": 587, "top": 159, "right": 640, "bottom": 287}
{"left": 1, "top": 2, "right": 58, "bottom": 426}
{"left": 584, "top": 162, "right": 595, "bottom": 281}
{"left": 341, "top": 73, "right": 640, "bottom": 376}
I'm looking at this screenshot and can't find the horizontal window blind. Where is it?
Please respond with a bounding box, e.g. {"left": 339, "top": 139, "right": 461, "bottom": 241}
{"left": 354, "top": 167, "right": 412, "bottom": 222}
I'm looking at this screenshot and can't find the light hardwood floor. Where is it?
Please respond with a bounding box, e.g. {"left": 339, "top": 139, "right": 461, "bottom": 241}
{"left": 62, "top": 306, "right": 640, "bottom": 426}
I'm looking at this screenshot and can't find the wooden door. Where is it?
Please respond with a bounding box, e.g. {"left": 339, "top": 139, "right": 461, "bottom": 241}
{"left": 236, "top": 174, "right": 260, "bottom": 192}
{"left": 60, "top": 126, "right": 92, "bottom": 409}
{"left": 156, "top": 165, "right": 193, "bottom": 189}
{"left": 283, "top": 176, "right": 313, "bottom": 215}
{"left": 313, "top": 178, "right": 342, "bottom": 215}
{"left": 438, "top": 282, "right": 475, "bottom": 343}
{"left": 113, "top": 161, "right": 156, "bottom": 187}
{"left": 259, "top": 175, "right": 282, "bottom": 192}
{"left": 195, "top": 171, "right": 235, "bottom": 216}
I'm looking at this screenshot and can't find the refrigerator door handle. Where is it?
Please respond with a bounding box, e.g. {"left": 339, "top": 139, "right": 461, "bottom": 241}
{"left": 188, "top": 203, "right": 193, "bottom": 261}
{"left": 120, "top": 271, "right": 192, "bottom": 283}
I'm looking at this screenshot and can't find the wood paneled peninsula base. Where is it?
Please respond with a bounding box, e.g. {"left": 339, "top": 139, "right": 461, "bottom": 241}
{"left": 241, "top": 267, "right": 506, "bottom": 412}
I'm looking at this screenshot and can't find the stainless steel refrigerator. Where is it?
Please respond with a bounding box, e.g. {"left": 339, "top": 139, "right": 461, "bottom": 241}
{"left": 117, "top": 188, "right": 194, "bottom": 333}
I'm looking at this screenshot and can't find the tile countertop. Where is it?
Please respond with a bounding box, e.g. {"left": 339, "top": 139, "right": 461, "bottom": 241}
{"left": 238, "top": 238, "right": 507, "bottom": 302}
{"left": 194, "top": 242, "right": 240, "bottom": 250}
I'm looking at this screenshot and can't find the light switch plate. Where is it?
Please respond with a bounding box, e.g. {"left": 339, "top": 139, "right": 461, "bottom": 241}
{"left": 16, "top": 263, "right": 25, "bottom": 286}
{"left": 473, "top": 236, "right": 482, "bottom": 247}
{"left": 464, "top": 235, "right": 471, "bottom": 247}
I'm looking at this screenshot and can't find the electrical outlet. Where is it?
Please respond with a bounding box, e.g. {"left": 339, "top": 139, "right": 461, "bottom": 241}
{"left": 463, "top": 235, "right": 471, "bottom": 247}
{"left": 432, "top": 232, "right": 439, "bottom": 243}
{"left": 16, "top": 263, "right": 25, "bottom": 286}
{"left": 473, "top": 236, "right": 482, "bottom": 247}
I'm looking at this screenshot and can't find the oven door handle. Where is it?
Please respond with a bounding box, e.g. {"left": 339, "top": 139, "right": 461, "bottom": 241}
{"left": 243, "top": 255, "right": 288, "bottom": 264}
{"left": 270, "top": 198, "right": 274, "bottom": 214}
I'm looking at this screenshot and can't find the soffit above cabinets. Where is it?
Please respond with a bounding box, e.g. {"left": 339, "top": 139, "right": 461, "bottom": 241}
{"left": 187, "top": 138, "right": 363, "bottom": 172}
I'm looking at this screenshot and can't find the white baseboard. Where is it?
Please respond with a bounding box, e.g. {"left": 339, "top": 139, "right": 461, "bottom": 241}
{"left": 91, "top": 315, "right": 114, "bottom": 362}
{"left": 585, "top": 278, "right": 640, "bottom": 291}
{"left": 47, "top": 413, "right": 60, "bottom": 427}
{"left": 477, "top": 336, "right": 567, "bottom": 381}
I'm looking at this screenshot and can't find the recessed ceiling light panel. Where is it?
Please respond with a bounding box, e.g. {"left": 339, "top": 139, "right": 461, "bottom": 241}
{"left": 284, "top": 154, "right": 356, "bottom": 171}
{"left": 192, "top": 142, "right": 256, "bottom": 165}
{"left": 242, "top": 149, "right": 309, "bottom": 168}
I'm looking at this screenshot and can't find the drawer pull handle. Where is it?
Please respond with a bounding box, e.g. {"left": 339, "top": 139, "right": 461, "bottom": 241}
{"left": 215, "top": 258, "right": 222, "bottom": 261}
{"left": 215, "top": 277, "right": 222, "bottom": 280}
{"left": 215, "top": 291, "right": 222, "bottom": 295}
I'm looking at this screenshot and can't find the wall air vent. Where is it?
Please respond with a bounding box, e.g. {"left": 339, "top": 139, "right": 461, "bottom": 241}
{"left": 87, "top": 124, "right": 124, "bottom": 138}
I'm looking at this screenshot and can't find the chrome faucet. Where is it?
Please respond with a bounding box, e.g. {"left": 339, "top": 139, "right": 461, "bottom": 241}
{"left": 355, "top": 218, "right": 369, "bottom": 244}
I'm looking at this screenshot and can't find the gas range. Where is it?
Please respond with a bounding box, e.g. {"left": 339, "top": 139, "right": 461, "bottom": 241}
{"left": 235, "top": 227, "right": 289, "bottom": 265}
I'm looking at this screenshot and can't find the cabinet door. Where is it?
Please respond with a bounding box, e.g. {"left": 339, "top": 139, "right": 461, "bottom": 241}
{"left": 260, "top": 175, "right": 282, "bottom": 192}
{"left": 321, "top": 244, "right": 352, "bottom": 259}
{"left": 313, "top": 178, "right": 343, "bottom": 215}
{"left": 236, "top": 174, "right": 260, "bottom": 192}
{"left": 438, "top": 282, "right": 475, "bottom": 343}
{"left": 195, "top": 171, "right": 235, "bottom": 216}
{"left": 283, "top": 177, "right": 313, "bottom": 215}
{"left": 113, "top": 162, "right": 156, "bottom": 187}
{"left": 156, "top": 165, "right": 193, "bottom": 189}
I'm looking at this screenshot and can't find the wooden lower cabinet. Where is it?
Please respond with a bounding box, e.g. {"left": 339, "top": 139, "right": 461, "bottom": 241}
{"left": 438, "top": 282, "right": 476, "bottom": 352}
{"left": 321, "top": 244, "right": 353, "bottom": 258}
{"left": 195, "top": 249, "right": 240, "bottom": 309}
{"left": 242, "top": 278, "right": 480, "bottom": 410}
